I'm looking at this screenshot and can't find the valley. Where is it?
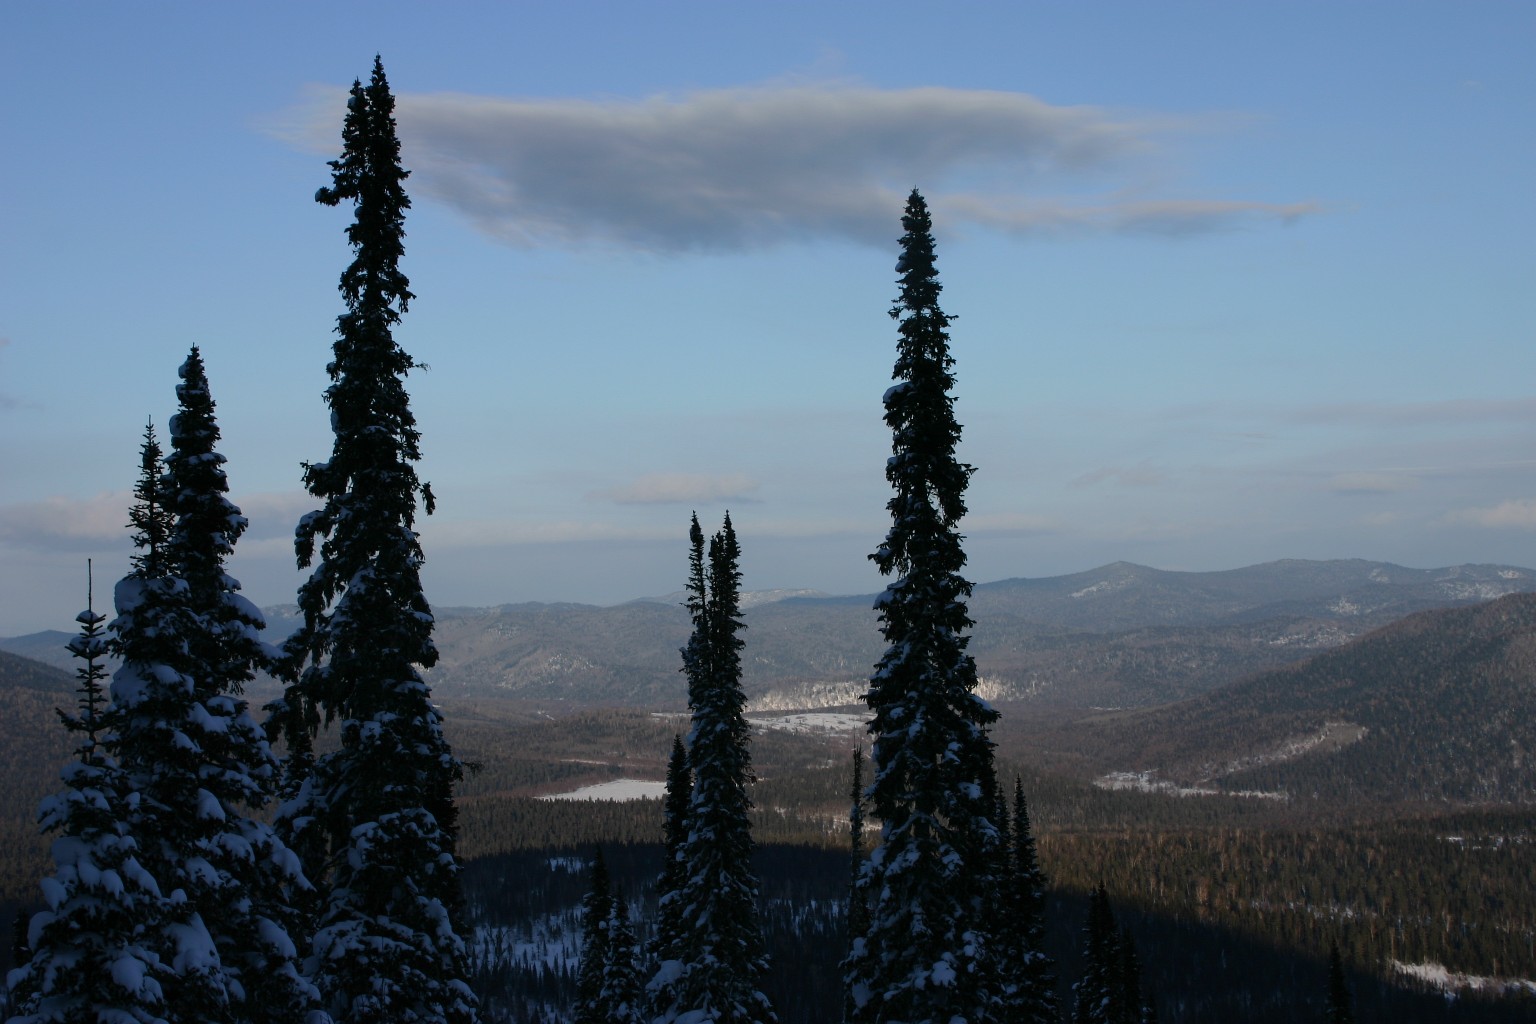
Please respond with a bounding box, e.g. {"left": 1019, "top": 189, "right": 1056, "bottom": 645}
{"left": 3, "top": 559, "right": 1534, "bottom": 1021}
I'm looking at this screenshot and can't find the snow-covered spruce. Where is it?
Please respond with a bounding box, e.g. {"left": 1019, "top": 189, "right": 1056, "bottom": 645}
{"left": 844, "top": 190, "right": 1005, "bottom": 1024}
{"left": 158, "top": 346, "right": 317, "bottom": 1024}
{"left": 273, "top": 56, "right": 476, "bottom": 1024}
{"left": 647, "top": 735, "right": 692, "bottom": 983}
{"left": 576, "top": 850, "right": 643, "bottom": 1024}
{"left": 647, "top": 515, "right": 775, "bottom": 1024}
{"left": 597, "top": 896, "right": 644, "bottom": 1024}
{"left": 575, "top": 851, "right": 614, "bottom": 1024}
{"left": 996, "top": 780, "right": 1056, "bottom": 1024}
{"left": 65, "top": 352, "right": 317, "bottom": 1024}
{"left": 5, "top": 579, "right": 169, "bottom": 1024}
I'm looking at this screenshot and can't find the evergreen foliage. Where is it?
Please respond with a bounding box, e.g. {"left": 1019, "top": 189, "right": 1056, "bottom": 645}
{"left": 845, "top": 189, "right": 1000, "bottom": 1024}
{"left": 649, "top": 514, "right": 774, "bottom": 1024}
{"left": 5, "top": 572, "right": 169, "bottom": 1024}
{"left": 1072, "top": 885, "right": 1119, "bottom": 1024}
{"left": 126, "top": 422, "right": 175, "bottom": 579}
{"left": 1113, "top": 931, "right": 1144, "bottom": 1024}
{"left": 597, "top": 895, "right": 643, "bottom": 1024}
{"left": 274, "top": 56, "right": 476, "bottom": 1024}
{"left": 575, "top": 850, "right": 613, "bottom": 1024}
{"left": 998, "top": 780, "right": 1054, "bottom": 1024}
{"left": 10, "top": 910, "right": 28, "bottom": 973}
{"left": 649, "top": 736, "right": 692, "bottom": 973}
{"left": 842, "top": 747, "right": 867, "bottom": 1024}
{"left": 1326, "top": 943, "right": 1355, "bottom": 1024}
{"left": 107, "top": 422, "right": 237, "bottom": 1022}
{"left": 161, "top": 346, "right": 316, "bottom": 1024}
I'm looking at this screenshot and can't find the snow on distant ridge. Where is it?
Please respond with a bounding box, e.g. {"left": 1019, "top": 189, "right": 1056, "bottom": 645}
{"left": 634, "top": 587, "right": 832, "bottom": 609}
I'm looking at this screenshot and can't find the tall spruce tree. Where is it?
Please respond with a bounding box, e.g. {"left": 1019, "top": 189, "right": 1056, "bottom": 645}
{"left": 107, "top": 423, "right": 234, "bottom": 1022}
{"left": 1113, "top": 931, "right": 1144, "bottom": 1024}
{"left": 649, "top": 734, "right": 692, "bottom": 975}
{"left": 576, "top": 851, "right": 614, "bottom": 1024}
{"left": 1000, "top": 780, "right": 1055, "bottom": 1024}
{"left": 844, "top": 189, "right": 1001, "bottom": 1024}
{"left": 1072, "top": 885, "right": 1120, "bottom": 1024}
{"left": 842, "top": 747, "right": 868, "bottom": 1024}
{"left": 597, "top": 894, "right": 643, "bottom": 1024}
{"left": 5, "top": 568, "right": 168, "bottom": 1024}
{"left": 650, "top": 514, "right": 774, "bottom": 1024}
{"left": 1325, "top": 943, "right": 1354, "bottom": 1024}
{"left": 275, "top": 56, "right": 476, "bottom": 1024}
{"left": 159, "top": 346, "right": 316, "bottom": 1024}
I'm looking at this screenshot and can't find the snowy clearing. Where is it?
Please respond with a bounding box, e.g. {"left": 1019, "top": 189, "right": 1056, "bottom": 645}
{"left": 1392, "top": 960, "right": 1536, "bottom": 997}
{"left": 537, "top": 779, "right": 667, "bottom": 802}
{"left": 750, "top": 712, "right": 869, "bottom": 735}
{"left": 1096, "top": 771, "right": 1288, "bottom": 801}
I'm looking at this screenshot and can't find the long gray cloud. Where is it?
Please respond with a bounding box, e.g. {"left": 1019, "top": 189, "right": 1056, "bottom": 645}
{"left": 272, "top": 82, "right": 1317, "bottom": 251}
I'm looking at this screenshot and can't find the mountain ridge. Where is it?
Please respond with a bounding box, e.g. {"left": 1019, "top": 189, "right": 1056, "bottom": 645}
{"left": 6, "top": 558, "right": 1534, "bottom": 708}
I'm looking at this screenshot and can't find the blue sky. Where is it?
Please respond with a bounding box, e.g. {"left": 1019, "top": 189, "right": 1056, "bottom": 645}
{"left": 2, "top": 2, "right": 1533, "bottom": 634}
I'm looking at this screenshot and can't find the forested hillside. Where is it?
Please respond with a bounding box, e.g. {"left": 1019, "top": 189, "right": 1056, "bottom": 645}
{"left": 1052, "top": 592, "right": 1536, "bottom": 805}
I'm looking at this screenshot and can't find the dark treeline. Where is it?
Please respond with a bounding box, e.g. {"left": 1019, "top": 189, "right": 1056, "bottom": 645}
{"left": 1042, "top": 814, "right": 1536, "bottom": 982}
{"left": 457, "top": 844, "right": 1532, "bottom": 1024}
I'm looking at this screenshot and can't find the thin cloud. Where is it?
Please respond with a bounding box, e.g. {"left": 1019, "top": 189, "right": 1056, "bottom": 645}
{"left": 1327, "top": 472, "right": 1415, "bottom": 495}
{"left": 1072, "top": 465, "right": 1167, "bottom": 489}
{"left": 0, "top": 336, "right": 16, "bottom": 410}
{"left": 0, "top": 489, "right": 313, "bottom": 552}
{"left": 0, "top": 492, "right": 133, "bottom": 551}
{"left": 590, "top": 472, "right": 760, "bottom": 505}
{"left": 270, "top": 82, "right": 1317, "bottom": 251}
{"left": 947, "top": 195, "right": 1319, "bottom": 238}
{"left": 1446, "top": 498, "right": 1536, "bottom": 530}
{"left": 1288, "top": 397, "right": 1536, "bottom": 427}
{"left": 966, "top": 512, "right": 1059, "bottom": 536}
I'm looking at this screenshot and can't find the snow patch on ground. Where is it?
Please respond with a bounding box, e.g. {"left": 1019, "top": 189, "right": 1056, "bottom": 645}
{"left": 1442, "top": 834, "right": 1531, "bottom": 850}
{"left": 1437, "top": 580, "right": 1524, "bottom": 602}
{"left": 1328, "top": 596, "right": 1361, "bottom": 615}
{"left": 749, "top": 681, "right": 865, "bottom": 712}
{"left": 1266, "top": 624, "right": 1356, "bottom": 649}
{"left": 1095, "top": 771, "right": 1288, "bottom": 801}
{"left": 1392, "top": 960, "right": 1536, "bottom": 997}
{"left": 537, "top": 779, "right": 667, "bottom": 802}
{"left": 750, "top": 712, "right": 869, "bottom": 736}
{"left": 1200, "top": 721, "right": 1367, "bottom": 782}
{"left": 1070, "top": 577, "right": 1132, "bottom": 600}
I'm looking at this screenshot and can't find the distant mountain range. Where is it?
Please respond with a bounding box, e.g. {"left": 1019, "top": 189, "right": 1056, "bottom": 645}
{"left": 5, "top": 559, "right": 1534, "bottom": 708}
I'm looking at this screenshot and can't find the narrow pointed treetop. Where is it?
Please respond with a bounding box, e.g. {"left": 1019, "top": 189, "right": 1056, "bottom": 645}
{"left": 126, "top": 420, "right": 173, "bottom": 577}
{"left": 166, "top": 345, "right": 269, "bottom": 698}
{"left": 60, "top": 560, "right": 110, "bottom": 759}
